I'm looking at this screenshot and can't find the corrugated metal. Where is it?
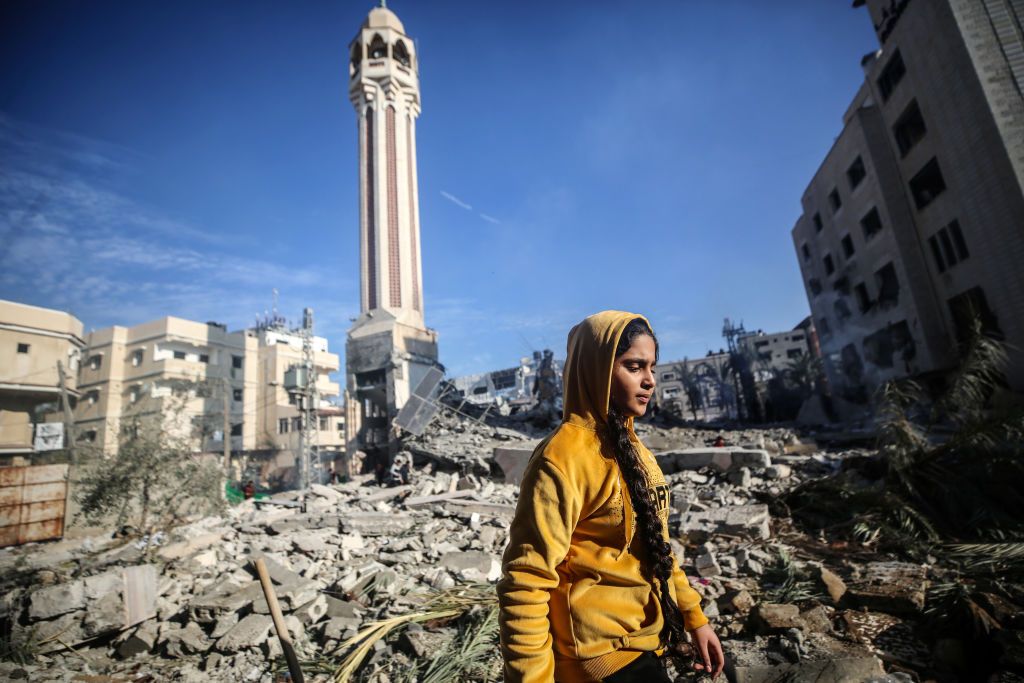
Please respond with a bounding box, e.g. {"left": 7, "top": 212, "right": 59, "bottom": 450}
{"left": 0, "top": 463, "right": 68, "bottom": 548}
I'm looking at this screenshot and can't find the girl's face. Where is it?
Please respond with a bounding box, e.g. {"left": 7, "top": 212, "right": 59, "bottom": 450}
{"left": 610, "top": 334, "right": 657, "bottom": 418}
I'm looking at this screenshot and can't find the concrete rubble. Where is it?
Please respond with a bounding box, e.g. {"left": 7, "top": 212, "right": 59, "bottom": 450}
{"left": 0, "top": 413, "right": 1020, "bottom": 682}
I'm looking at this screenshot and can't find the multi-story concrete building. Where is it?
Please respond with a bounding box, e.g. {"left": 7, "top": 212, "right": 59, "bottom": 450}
{"left": 654, "top": 352, "right": 735, "bottom": 420}
{"left": 738, "top": 325, "right": 814, "bottom": 380}
{"left": 75, "top": 317, "right": 259, "bottom": 455}
{"left": 793, "top": 0, "right": 1024, "bottom": 397}
{"left": 0, "top": 300, "right": 85, "bottom": 460}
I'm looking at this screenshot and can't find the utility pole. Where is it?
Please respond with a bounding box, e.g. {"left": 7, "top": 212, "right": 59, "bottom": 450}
{"left": 300, "top": 308, "right": 318, "bottom": 490}
{"left": 222, "top": 376, "right": 232, "bottom": 478}
{"left": 57, "top": 360, "right": 77, "bottom": 465}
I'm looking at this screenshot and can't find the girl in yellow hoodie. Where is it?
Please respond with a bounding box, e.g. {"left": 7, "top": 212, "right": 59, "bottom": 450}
{"left": 498, "top": 311, "right": 725, "bottom": 682}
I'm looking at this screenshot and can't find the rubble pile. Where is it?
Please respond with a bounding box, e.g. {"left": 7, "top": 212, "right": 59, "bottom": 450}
{"left": 0, "top": 412, "right": 1020, "bottom": 682}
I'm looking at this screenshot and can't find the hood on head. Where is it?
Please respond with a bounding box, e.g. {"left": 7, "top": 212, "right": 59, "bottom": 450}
{"left": 562, "top": 310, "right": 651, "bottom": 428}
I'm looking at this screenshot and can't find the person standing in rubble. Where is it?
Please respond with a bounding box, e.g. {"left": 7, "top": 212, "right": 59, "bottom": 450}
{"left": 498, "top": 312, "right": 725, "bottom": 682}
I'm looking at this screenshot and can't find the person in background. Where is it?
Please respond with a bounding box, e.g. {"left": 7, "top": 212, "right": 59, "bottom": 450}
{"left": 242, "top": 480, "right": 256, "bottom": 500}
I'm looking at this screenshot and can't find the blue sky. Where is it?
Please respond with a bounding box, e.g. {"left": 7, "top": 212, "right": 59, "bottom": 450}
{"left": 0, "top": 1, "right": 878, "bottom": 377}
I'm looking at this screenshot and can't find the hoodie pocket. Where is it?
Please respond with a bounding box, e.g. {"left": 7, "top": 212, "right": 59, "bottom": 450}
{"left": 567, "top": 578, "right": 652, "bottom": 659}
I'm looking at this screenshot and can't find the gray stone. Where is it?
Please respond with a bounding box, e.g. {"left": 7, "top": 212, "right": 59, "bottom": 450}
{"left": 190, "top": 581, "right": 262, "bottom": 623}
{"left": 695, "top": 551, "right": 722, "bottom": 578}
{"left": 765, "top": 464, "right": 792, "bottom": 479}
{"left": 157, "top": 532, "right": 223, "bottom": 561}
{"left": 729, "top": 656, "right": 885, "bottom": 683}
{"left": 293, "top": 595, "right": 328, "bottom": 625}
{"left": 323, "top": 616, "right": 361, "bottom": 641}
{"left": 292, "top": 534, "right": 329, "bottom": 555}
{"left": 727, "top": 466, "right": 752, "bottom": 488}
{"left": 216, "top": 613, "right": 274, "bottom": 652}
{"left": 32, "top": 612, "right": 86, "bottom": 654}
{"left": 657, "top": 448, "right": 771, "bottom": 474}
{"left": 439, "top": 550, "right": 501, "bottom": 582}
{"left": 309, "top": 483, "right": 343, "bottom": 501}
{"left": 251, "top": 580, "right": 319, "bottom": 613}
{"left": 117, "top": 620, "right": 158, "bottom": 658}
{"left": 342, "top": 511, "right": 418, "bottom": 537}
{"left": 30, "top": 580, "right": 86, "bottom": 620}
{"left": 324, "top": 595, "right": 363, "bottom": 619}
{"left": 83, "top": 589, "right": 126, "bottom": 636}
{"left": 681, "top": 504, "right": 771, "bottom": 541}
{"left": 83, "top": 569, "right": 123, "bottom": 601}
{"left": 210, "top": 611, "right": 240, "bottom": 639}
{"left": 163, "top": 621, "right": 212, "bottom": 657}
{"left": 752, "top": 603, "right": 802, "bottom": 633}
{"left": 397, "top": 624, "right": 452, "bottom": 659}
{"left": 492, "top": 446, "right": 535, "bottom": 486}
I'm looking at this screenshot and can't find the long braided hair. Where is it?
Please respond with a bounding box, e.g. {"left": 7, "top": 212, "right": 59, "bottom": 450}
{"left": 605, "top": 318, "right": 691, "bottom": 655}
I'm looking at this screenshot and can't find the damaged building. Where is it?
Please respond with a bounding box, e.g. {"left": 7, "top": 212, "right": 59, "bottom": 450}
{"left": 448, "top": 351, "right": 564, "bottom": 410}
{"left": 344, "top": 5, "right": 441, "bottom": 457}
{"left": 793, "top": 0, "right": 1024, "bottom": 399}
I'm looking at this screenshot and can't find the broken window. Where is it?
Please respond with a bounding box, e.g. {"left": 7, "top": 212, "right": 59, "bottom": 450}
{"left": 17, "top": 342, "right": 29, "bottom": 354}
{"left": 840, "top": 343, "right": 864, "bottom": 381}
{"left": 801, "top": 243, "right": 810, "bottom": 262}
{"left": 199, "top": 353, "right": 210, "bottom": 364}
{"left": 230, "top": 423, "right": 242, "bottom": 437}
{"left": 909, "top": 158, "right": 946, "bottom": 209}
{"left": 841, "top": 234, "right": 855, "bottom": 259}
{"left": 80, "top": 429, "right": 97, "bottom": 443}
{"left": 824, "top": 254, "right": 835, "bottom": 276}
{"left": 948, "top": 286, "right": 1003, "bottom": 343}
{"left": 893, "top": 99, "right": 926, "bottom": 156}
{"left": 319, "top": 417, "right": 329, "bottom": 430}
{"left": 369, "top": 34, "right": 387, "bottom": 59}
{"left": 754, "top": 340, "right": 770, "bottom": 349}
{"left": 828, "top": 188, "right": 842, "bottom": 213}
{"left": 292, "top": 416, "right": 302, "bottom": 431}
{"left": 855, "top": 283, "right": 872, "bottom": 313}
{"left": 787, "top": 348, "right": 803, "bottom": 359}
{"left": 131, "top": 349, "right": 143, "bottom": 367}
{"left": 808, "top": 278, "right": 822, "bottom": 296}
{"left": 88, "top": 355, "right": 102, "bottom": 370}
{"left": 232, "top": 355, "right": 244, "bottom": 369}
{"left": 173, "top": 350, "right": 186, "bottom": 360}
{"left": 833, "top": 276, "right": 851, "bottom": 295}
{"left": 278, "top": 418, "right": 289, "bottom": 434}
{"left": 863, "top": 327, "right": 895, "bottom": 368}
{"left": 393, "top": 40, "right": 411, "bottom": 67}
{"left": 860, "top": 207, "right": 883, "bottom": 240}
{"left": 875, "top": 262, "right": 900, "bottom": 309}
{"left": 233, "top": 388, "right": 243, "bottom": 401}
{"left": 661, "top": 372, "right": 676, "bottom": 381}
{"left": 288, "top": 392, "right": 298, "bottom": 406}
{"left": 86, "top": 389, "right": 100, "bottom": 404}
{"left": 834, "top": 298, "right": 852, "bottom": 321}
{"left": 846, "top": 156, "right": 866, "bottom": 190}
{"left": 877, "top": 49, "right": 906, "bottom": 102}
{"left": 813, "top": 212, "right": 823, "bottom": 232}
{"left": 791, "top": 334, "right": 804, "bottom": 342}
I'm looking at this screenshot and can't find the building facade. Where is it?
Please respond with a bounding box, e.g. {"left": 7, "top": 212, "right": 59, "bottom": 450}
{"left": 345, "top": 4, "right": 441, "bottom": 455}
{"left": 793, "top": 0, "right": 1024, "bottom": 397}
{"left": 0, "top": 300, "right": 85, "bottom": 460}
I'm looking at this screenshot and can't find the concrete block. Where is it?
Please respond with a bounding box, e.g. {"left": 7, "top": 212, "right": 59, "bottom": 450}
{"left": 309, "top": 483, "right": 343, "bottom": 501}
{"left": 439, "top": 550, "right": 501, "bottom": 582}
{"left": 728, "top": 656, "right": 885, "bottom": 683}
{"left": 848, "top": 562, "right": 927, "bottom": 616}
{"left": 215, "top": 613, "right": 273, "bottom": 652}
{"left": 752, "top": 603, "right": 802, "bottom": 633}
{"left": 251, "top": 580, "right": 318, "bottom": 613}
{"left": 30, "top": 580, "right": 86, "bottom": 620}
{"left": 158, "top": 532, "right": 223, "bottom": 561}
{"left": 342, "top": 511, "right": 417, "bottom": 537}
{"left": 189, "top": 581, "right": 262, "bottom": 624}
{"left": 656, "top": 448, "right": 771, "bottom": 473}
{"left": 492, "top": 446, "right": 535, "bottom": 486}
{"left": 117, "top": 620, "right": 158, "bottom": 658}
{"left": 681, "top": 504, "right": 771, "bottom": 541}
{"left": 163, "top": 621, "right": 212, "bottom": 657}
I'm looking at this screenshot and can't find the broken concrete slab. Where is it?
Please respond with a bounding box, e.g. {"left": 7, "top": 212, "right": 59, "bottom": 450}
{"left": 116, "top": 619, "right": 159, "bottom": 658}
{"left": 163, "top": 621, "right": 212, "bottom": 658}
{"left": 848, "top": 562, "right": 927, "bottom": 616}
{"left": 403, "top": 489, "right": 477, "bottom": 507}
{"left": 439, "top": 550, "right": 502, "bottom": 582}
{"left": 728, "top": 654, "right": 885, "bottom": 683}
{"left": 657, "top": 448, "right": 771, "bottom": 474}
{"left": 492, "top": 446, "right": 535, "bottom": 486}
{"left": 30, "top": 580, "right": 86, "bottom": 620}
{"left": 342, "top": 511, "right": 418, "bottom": 537}
{"left": 215, "top": 613, "right": 274, "bottom": 652}
{"left": 157, "top": 532, "right": 223, "bottom": 561}
{"left": 752, "top": 603, "right": 803, "bottom": 633}
{"left": 680, "top": 504, "right": 771, "bottom": 541}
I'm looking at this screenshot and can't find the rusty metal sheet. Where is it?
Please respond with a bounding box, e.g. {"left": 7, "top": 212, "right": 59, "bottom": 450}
{"left": 24, "top": 464, "right": 69, "bottom": 485}
{"left": 0, "top": 464, "right": 69, "bottom": 548}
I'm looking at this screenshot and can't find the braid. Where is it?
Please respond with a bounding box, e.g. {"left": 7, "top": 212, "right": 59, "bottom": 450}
{"left": 604, "top": 318, "right": 691, "bottom": 658}
{"left": 606, "top": 407, "right": 690, "bottom": 655}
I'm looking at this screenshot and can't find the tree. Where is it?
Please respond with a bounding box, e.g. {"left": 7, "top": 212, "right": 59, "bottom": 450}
{"left": 75, "top": 380, "right": 224, "bottom": 534}
{"left": 675, "top": 360, "right": 703, "bottom": 421}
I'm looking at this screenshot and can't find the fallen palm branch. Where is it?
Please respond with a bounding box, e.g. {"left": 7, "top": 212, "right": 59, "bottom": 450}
{"left": 332, "top": 584, "right": 498, "bottom": 683}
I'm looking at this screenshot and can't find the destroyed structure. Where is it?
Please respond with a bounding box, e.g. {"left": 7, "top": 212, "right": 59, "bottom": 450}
{"left": 344, "top": 4, "right": 441, "bottom": 460}
{"left": 448, "top": 350, "right": 564, "bottom": 411}
{"left": 793, "top": 0, "right": 1024, "bottom": 400}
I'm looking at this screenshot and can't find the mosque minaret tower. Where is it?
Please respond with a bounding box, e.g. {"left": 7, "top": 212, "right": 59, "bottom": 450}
{"left": 345, "top": 2, "right": 439, "bottom": 455}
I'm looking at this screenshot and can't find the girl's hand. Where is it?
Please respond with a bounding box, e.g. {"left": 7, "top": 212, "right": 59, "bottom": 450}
{"left": 688, "top": 624, "right": 725, "bottom": 679}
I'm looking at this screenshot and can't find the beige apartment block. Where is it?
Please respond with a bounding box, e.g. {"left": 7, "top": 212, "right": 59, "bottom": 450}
{"left": 252, "top": 324, "right": 343, "bottom": 459}
{"left": 794, "top": 0, "right": 1024, "bottom": 397}
{"left": 75, "top": 318, "right": 258, "bottom": 456}
{"left": 654, "top": 353, "right": 734, "bottom": 420}
{"left": 0, "top": 300, "right": 85, "bottom": 458}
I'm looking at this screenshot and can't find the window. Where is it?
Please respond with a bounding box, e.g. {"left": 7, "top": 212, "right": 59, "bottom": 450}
{"left": 877, "top": 49, "right": 906, "bottom": 102}
{"left": 279, "top": 418, "right": 289, "bottom": 434}
{"left": 230, "top": 423, "right": 242, "bottom": 437}
{"left": 131, "top": 349, "right": 144, "bottom": 367}
{"left": 787, "top": 348, "right": 803, "bottom": 359}
{"left": 875, "top": 262, "right": 900, "bottom": 308}
{"left": 834, "top": 276, "right": 850, "bottom": 295}
{"left": 846, "top": 156, "right": 866, "bottom": 189}
{"left": 88, "top": 355, "right": 102, "bottom": 370}
{"left": 232, "top": 355, "right": 244, "bottom": 369}
{"left": 288, "top": 393, "right": 298, "bottom": 406}
{"left": 813, "top": 213, "right": 823, "bottom": 233}
{"left": 292, "top": 416, "right": 302, "bottom": 431}
{"left": 824, "top": 254, "right": 835, "bottom": 276}
{"left": 79, "top": 429, "right": 97, "bottom": 443}
{"left": 369, "top": 34, "right": 386, "bottom": 59}
{"left": 661, "top": 372, "right": 676, "bottom": 381}
{"left": 233, "top": 388, "right": 243, "bottom": 402}
{"left": 129, "top": 386, "right": 140, "bottom": 403}
{"left": 828, "top": 188, "right": 842, "bottom": 213}
{"left": 909, "top": 158, "right": 946, "bottom": 209}
{"left": 948, "top": 286, "right": 1003, "bottom": 343}
{"left": 801, "top": 243, "right": 810, "bottom": 261}
{"left": 855, "top": 283, "right": 872, "bottom": 313}
{"left": 17, "top": 342, "right": 29, "bottom": 354}
{"left": 841, "top": 234, "right": 855, "bottom": 259}
{"left": 337, "top": 421, "right": 345, "bottom": 432}
{"left": 893, "top": 100, "right": 926, "bottom": 156}
{"left": 949, "top": 220, "right": 969, "bottom": 261}
{"left": 173, "top": 350, "right": 186, "bottom": 360}
{"left": 319, "top": 417, "right": 328, "bottom": 431}
{"left": 808, "top": 278, "right": 823, "bottom": 296}
{"left": 929, "top": 235, "right": 947, "bottom": 273}
{"left": 860, "top": 207, "right": 883, "bottom": 240}
{"left": 930, "top": 220, "right": 970, "bottom": 272}
{"left": 791, "top": 334, "right": 805, "bottom": 342}
{"left": 754, "top": 340, "right": 770, "bottom": 349}
{"left": 199, "top": 354, "right": 210, "bottom": 364}
{"left": 393, "top": 40, "right": 411, "bottom": 67}
{"left": 86, "top": 389, "right": 100, "bottom": 405}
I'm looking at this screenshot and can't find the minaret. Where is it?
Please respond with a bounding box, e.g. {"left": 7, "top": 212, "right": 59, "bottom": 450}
{"left": 345, "top": 2, "right": 439, "bottom": 457}
{"left": 350, "top": 1, "right": 424, "bottom": 327}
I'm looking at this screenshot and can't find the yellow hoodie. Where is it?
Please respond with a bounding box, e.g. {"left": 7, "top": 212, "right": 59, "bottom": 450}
{"left": 498, "top": 311, "right": 708, "bottom": 683}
